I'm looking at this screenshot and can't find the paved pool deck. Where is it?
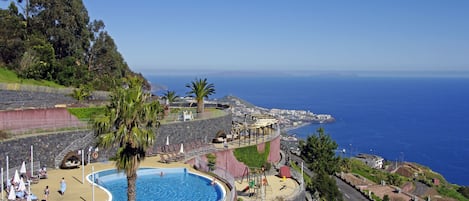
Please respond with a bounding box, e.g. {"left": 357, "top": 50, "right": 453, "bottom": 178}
{"left": 24, "top": 155, "right": 299, "bottom": 201}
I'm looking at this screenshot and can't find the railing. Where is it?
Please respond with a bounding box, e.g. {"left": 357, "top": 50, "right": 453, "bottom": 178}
{"left": 2, "top": 119, "right": 90, "bottom": 138}
{"left": 287, "top": 167, "right": 306, "bottom": 201}
{"left": 0, "top": 83, "right": 109, "bottom": 99}
{"left": 194, "top": 156, "right": 236, "bottom": 201}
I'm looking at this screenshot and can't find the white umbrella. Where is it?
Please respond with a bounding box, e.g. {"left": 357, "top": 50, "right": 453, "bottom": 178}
{"left": 166, "top": 136, "right": 170, "bottom": 145}
{"left": 179, "top": 143, "right": 184, "bottom": 153}
{"left": 18, "top": 179, "right": 26, "bottom": 192}
{"left": 13, "top": 169, "right": 20, "bottom": 184}
{"left": 8, "top": 185, "right": 16, "bottom": 200}
{"left": 20, "top": 161, "right": 27, "bottom": 174}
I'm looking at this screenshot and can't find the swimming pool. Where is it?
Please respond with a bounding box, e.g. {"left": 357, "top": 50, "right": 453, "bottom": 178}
{"left": 89, "top": 168, "right": 225, "bottom": 201}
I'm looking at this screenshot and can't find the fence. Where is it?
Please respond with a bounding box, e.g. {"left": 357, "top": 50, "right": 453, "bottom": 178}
{"left": 0, "top": 83, "right": 109, "bottom": 100}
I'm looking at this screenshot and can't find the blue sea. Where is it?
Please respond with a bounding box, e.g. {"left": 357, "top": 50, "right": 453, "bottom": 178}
{"left": 147, "top": 74, "right": 469, "bottom": 186}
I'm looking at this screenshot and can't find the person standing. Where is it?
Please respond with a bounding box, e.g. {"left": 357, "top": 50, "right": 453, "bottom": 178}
{"left": 60, "top": 177, "right": 66, "bottom": 195}
{"left": 44, "top": 185, "right": 49, "bottom": 201}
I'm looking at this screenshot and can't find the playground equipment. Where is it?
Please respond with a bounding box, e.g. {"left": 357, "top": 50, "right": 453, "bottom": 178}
{"left": 238, "top": 166, "right": 271, "bottom": 199}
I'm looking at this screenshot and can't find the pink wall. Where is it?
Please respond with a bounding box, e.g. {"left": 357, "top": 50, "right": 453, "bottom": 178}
{"left": 0, "top": 108, "right": 83, "bottom": 131}
{"left": 186, "top": 136, "right": 281, "bottom": 178}
{"left": 268, "top": 136, "right": 281, "bottom": 163}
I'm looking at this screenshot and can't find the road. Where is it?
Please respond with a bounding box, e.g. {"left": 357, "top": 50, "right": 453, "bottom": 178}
{"left": 289, "top": 153, "right": 369, "bottom": 201}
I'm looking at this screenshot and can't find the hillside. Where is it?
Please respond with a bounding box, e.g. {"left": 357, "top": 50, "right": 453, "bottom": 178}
{"left": 0, "top": 1, "right": 148, "bottom": 90}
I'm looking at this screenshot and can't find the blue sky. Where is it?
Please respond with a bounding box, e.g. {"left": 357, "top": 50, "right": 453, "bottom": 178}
{"left": 3, "top": 1, "right": 469, "bottom": 74}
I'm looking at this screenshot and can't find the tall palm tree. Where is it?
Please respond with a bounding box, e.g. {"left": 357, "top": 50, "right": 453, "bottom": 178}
{"left": 185, "top": 78, "right": 215, "bottom": 113}
{"left": 162, "top": 90, "right": 179, "bottom": 104}
{"left": 92, "top": 76, "right": 162, "bottom": 201}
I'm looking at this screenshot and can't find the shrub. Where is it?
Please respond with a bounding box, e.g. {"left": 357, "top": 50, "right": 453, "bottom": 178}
{"left": 0, "top": 130, "right": 9, "bottom": 140}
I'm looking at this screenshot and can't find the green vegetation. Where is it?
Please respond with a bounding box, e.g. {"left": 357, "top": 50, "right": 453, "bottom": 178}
{"left": 0, "top": 1, "right": 147, "bottom": 90}
{"left": 350, "top": 159, "right": 406, "bottom": 186}
{"left": 92, "top": 77, "right": 162, "bottom": 201}
{"left": 71, "top": 84, "right": 94, "bottom": 103}
{"left": 67, "top": 107, "right": 105, "bottom": 120}
{"left": 300, "top": 127, "right": 343, "bottom": 200}
{"left": 233, "top": 142, "right": 270, "bottom": 168}
{"left": 291, "top": 161, "right": 311, "bottom": 186}
{"left": 206, "top": 153, "right": 217, "bottom": 171}
{"left": 437, "top": 185, "right": 469, "bottom": 201}
{"left": 0, "top": 67, "right": 63, "bottom": 87}
{"left": 185, "top": 78, "right": 215, "bottom": 113}
{"left": 458, "top": 186, "right": 469, "bottom": 199}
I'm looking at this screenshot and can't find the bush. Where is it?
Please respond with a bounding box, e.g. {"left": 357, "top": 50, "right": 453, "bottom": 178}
{"left": 207, "top": 153, "right": 216, "bottom": 171}
{"left": 0, "top": 130, "right": 9, "bottom": 140}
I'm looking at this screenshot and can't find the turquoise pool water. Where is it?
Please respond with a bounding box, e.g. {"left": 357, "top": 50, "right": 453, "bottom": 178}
{"left": 91, "top": 168, "right": 225, "bottom": 201}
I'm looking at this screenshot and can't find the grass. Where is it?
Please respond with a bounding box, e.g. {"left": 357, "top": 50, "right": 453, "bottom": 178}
{"left": 233, "top": 142, "right": 270, "bottom": 168}
{"left": 0, "top": 67, "right": 63, "bottom": 87}
{"left": 291, "top": 161, "right": 311, "bottom": 186}
{"left": 350, "top": 159, "right": 407, "bottom": 186}
{"left": 437, "top": 185, "right": 469, "bottom": 201}
{"left": 67, "top": 107, "right": 105, "bottom": 120}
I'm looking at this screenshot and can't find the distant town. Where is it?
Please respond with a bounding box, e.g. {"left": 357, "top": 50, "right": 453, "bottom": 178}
{"left": 216, "top": 95, "right": 335, "bottom": 130}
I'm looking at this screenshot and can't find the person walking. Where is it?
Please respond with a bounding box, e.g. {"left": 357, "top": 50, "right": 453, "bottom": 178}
{"left": 44, "top": 185, "right": 49, "bottom": 201}
{"left": 60, "top": 177, "right": 66, "bottom": 196}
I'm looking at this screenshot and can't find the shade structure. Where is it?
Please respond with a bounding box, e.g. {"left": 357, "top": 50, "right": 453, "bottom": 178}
{"left": 179, "top": 143, "right": 184, "bottom": 153}
{"left": 20, "top": 161, "right": 27, "bottom": 174}
{"left": 8, "top": 185, "right": 16, "bottom": 200}
{"left": 166, "top": 136, "right": 170, "bottom": 145}
{"left": 18, "top": 179, "right": 26, "bottom": 192}
{"left": 279, "top": 166, "right": 291, "bottom": 178}
{"left": 13, "top": 169, "right": 20, "bottom": 184}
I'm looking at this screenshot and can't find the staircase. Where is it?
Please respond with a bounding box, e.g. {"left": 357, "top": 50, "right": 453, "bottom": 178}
{"left": 54, "top": 130, "right": 95, "bottom": 168}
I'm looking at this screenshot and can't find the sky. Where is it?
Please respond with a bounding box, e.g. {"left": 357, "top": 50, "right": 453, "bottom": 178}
{"left": 3, "top": 0, "right": 469, "bottom": 74}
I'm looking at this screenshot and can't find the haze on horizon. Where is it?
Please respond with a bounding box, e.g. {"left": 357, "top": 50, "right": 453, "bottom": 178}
{"left": 4, "top": 0, "right": 467, "bottom": 75}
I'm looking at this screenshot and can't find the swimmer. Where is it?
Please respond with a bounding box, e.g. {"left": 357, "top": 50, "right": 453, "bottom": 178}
{"left": 160, "top": 172, "right": 164, "bottom": 177}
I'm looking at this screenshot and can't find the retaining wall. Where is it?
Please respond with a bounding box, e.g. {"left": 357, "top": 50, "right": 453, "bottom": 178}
{"left": 0, "top": 113, "right": 232, "bottom": 172}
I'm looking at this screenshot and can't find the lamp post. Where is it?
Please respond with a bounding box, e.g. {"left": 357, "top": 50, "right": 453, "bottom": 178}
{"left": 31, "top": 145, "right": 34, "bottom": 177}
{"left": 81, "top": 149, "right": 85, "bottom": 184}
{"left": 92, "top": 166, "right": 95, "bottom": 201}
{"left": 1, "top": 167, "right": 4, "bottom": 200}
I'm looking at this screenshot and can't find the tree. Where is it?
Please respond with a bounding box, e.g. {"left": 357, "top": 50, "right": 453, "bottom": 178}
{"left": 161, "top": 90, "right": 179, "bottom": 104}
{"left": 301, "top": 127, "right": 340, "bottom": 174}
{"left": 92, "top": 76, "right": 162, "bottom": 201}
{"left": 71, "top": 84, "right": 93, "bottom": 103}
{"left": 185, "top": 78, "right": 215, "bottom": 113}
{"left": 300, "top": 127, "right": 342, "bottom": 200}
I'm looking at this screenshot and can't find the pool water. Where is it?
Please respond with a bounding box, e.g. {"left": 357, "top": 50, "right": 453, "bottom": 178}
{"left": 93, "top": 168, "right": 224, "bottom": 201}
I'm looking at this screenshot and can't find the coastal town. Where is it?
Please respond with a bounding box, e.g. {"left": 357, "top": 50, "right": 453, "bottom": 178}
{"left": 217, "top": 95, "right": 335, "bottom": 130}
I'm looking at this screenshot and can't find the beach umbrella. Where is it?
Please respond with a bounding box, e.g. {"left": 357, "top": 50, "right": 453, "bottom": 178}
{"left": 18, "top": 179, "right": 26, "bottom": 192}
{"left": 20, "top": 161, "right": 27, "bottom": 174}
{"left": 13, "top": 169, "right": 20, "bottom": 184}
{"left": 179, "top": 143, "right": 184, "bottom": 153}
{"left": 8, "top": 185, "right": 16, "bottom": 200}
{"left": 166, "top": 136, "right": 169, "bottom": 145}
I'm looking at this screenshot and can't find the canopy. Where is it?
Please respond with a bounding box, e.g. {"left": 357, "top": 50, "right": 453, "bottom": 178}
{"left": 18, "top": 179, "right": 26, "bottom": 192}
{"left": 279, "top": 166, "right": 291, "bottom": 178}
{"left": 8, "top": 185, "right": 16, "bottom": 200}
{"left": 20, "top": 161, "right": 27, "bottom": 174}
{"left": 179, "top": 143, "right": 184, "bottom": 153}
{"left": 13, "top": 169, "right": 21, "bottom": 184}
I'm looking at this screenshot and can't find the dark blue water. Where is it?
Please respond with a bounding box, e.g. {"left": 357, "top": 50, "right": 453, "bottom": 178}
{"left": 148, "top": 75, "right": 469, "bottom": 186}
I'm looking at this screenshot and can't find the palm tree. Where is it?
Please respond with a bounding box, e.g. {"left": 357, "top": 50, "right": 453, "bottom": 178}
{"left": 92, "top": 76, "right": 162, "bottom": 201}
{"left": 162, "top": 90, "right": 179, "bottom": 104}
{"left": 185, "top": 78, "right": 215, "bottom": 113}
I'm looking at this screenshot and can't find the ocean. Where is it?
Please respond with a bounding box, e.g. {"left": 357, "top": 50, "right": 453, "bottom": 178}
{"left": 147, "top": 74, "right": 469, "bottom": 186}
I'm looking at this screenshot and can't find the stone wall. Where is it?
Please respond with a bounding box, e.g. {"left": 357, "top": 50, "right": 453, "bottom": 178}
{"left": 0, "top": 113, "right": 232, "bottom": 172}
{"left": 152, "top": 113, "right": 232, "bottom": 148}
{"left": 0, "top": 130, "right": 90, "bottom": 173}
